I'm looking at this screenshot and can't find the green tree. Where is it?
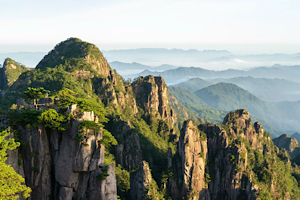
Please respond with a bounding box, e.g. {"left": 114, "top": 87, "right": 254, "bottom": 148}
{"left": 38, "top": 109, "right": 67, "bottom": 131}
{"left": 24, "top": 87, "right": 50, "bottom": 105}
{"left": 0, "top": 130, "right": 31, "bottom": 199}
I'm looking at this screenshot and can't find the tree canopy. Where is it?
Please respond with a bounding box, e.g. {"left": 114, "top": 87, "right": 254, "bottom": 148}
{"left": 24, "top": 87, "right": 50, "bottom": 104}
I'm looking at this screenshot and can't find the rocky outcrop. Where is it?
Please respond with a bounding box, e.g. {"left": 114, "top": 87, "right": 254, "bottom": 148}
{"left": 273, "top": 134, "right": 300, "bottom": 159}
{"left": 167, "top": 109, "right": 274, "bottom": 200}
{"left": 168, "top": 120, "right": 208, "bottom": 200}
{"left": 199, "top": 124, "right": 258, "bottom": 200}
{"left": 132, "top": 75, "right": 176, "bottom": 126}
{"left": 8, "top": 114, "right": 117, "bottom": 200}
{"left": 198, "top": 109, "right": 266, "bottom": 200}
{"left": 130, "top": 161, "right": 160, "bottom": 200}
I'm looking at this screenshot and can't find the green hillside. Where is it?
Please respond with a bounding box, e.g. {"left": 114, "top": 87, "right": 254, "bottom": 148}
{"left": 172, "top": 76, "right": 300, "bottom": 102}
{"left": 212, "top": 76, "right": 300, "bottom": 102}
{"left": 168, "top": 86, "right": 207, "bottom": 106}
{"left": 194, "top": 82, "right": 300, "bottom": 136}
{"left": 171, "top": 77, "right": 212, "bottom": 92}
{"left": 194, "top": 82, "right": 262, "bottom": 111}
{"left": 0, "top": 58, "right": 28, "bottom": 89}
{"left": 168, "top": 86, "right": 227, "bottom": 123}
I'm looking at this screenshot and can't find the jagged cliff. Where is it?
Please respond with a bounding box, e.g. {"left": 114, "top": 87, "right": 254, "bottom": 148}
{"left": 168, "top": 120, "right": 208, "bottom": 200}
{"left": 132, "top": 75, "right": 175, "bottom": 125}
{"left": 3, "top": 38, "right": 300, "bottom": 200}
{"left": 167, "top": 109, "right": 300, "bottom": 200}
{"left": 7, "top": 110, "right": 117, "bottom": 200}
{"left": 273, "top": 134, "right": 300, "bottom": 159}
{"left": 0, "top": 58, "right": 28, "bottom": 89}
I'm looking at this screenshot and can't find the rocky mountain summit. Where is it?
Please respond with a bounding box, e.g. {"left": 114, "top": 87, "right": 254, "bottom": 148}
{"left": 1, "top": 38, "right": 300, "bottom": 200}
{"left": 273, "top": 134, "right": 300, "bottom": 159}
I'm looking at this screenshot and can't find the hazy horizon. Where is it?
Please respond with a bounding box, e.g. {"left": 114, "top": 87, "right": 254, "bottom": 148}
{"left": 1, "top": 0, "right": 300, "bottom": 55}
{"left": 1, "top": 43, "right": 300, "bottom": 55}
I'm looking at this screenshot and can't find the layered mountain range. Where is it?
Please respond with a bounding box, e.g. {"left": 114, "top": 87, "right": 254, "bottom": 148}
{"left": 168, "top": 83, "right": 300, "bottom": 137}
{"left": 122, "top": 64, "right": 300, "bottom": 85}
{"left": 1, "top": 38, "right": 300, "bottom": 200}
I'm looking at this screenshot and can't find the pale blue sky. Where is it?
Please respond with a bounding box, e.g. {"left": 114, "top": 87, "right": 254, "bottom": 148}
{"left": 1, "top": 0, "right": 300, "bottom": 54}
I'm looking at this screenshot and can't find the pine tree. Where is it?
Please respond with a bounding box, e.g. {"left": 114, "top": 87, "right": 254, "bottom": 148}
{"left": 0, "top": 130, "right": 31, "bottom": 199}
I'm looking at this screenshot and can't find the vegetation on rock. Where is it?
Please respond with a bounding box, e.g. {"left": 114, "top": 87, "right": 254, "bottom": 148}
{"left": 0, "top": 130, "right": 31, "bottom": 199}
{"left": 1, "top": 38, "right": 300, "bottom": 200}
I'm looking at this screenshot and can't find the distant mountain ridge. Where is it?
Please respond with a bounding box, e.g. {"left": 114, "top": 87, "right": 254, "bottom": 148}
{"left": 103, "top": 48, "right": 233, "bottom": 66}
{"left": 193, "top": 82, "right": 300, "bottom": 136}
{"left": 103, "top": 48, "right": 231, "bottom": 54}
{"left": 173, "top": 77, "right": 300, "bottom": 102}
{"left": 292, "top": 132, "right": 300, "bottom": 143}
{"left": 0, "top": 52, "right": 46, "bottom": 68}
{"left": 109, "top": 61, "right": 178, "bottom": 75}
{"left": 125, "top": 65, "right": 300, "bottom": 84}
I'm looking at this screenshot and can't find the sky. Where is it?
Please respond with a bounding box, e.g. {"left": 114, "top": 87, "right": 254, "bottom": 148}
{"left": 1, "top": 0, "right": 300, "bottom": 54}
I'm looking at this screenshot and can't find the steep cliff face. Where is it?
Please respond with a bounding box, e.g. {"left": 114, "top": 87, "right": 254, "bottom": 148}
{"left": 167, "top": 109, "right": 300, "bottom": 200}
{"left": 8, "top": 112, "right": 117, "bottom": 200}
{"left": 113, "top": 120, "right": 143, "bottom": 171}
{"left": 0, "top": 58, "right": 28, "bottom": 89}
{"left": 199, "top": 122, "right": 258, "bottom": 200}
{"left": 130, "top": 161, "right": 161, "bottom": 200}
{"left": 273, "top": 134, "right": 300, "bottom": 159}
{"left": 168, "top": 120, "right": 208, "bottom": 200}
{"left": 132, "top": 75, "right": 175, "bottom": 125}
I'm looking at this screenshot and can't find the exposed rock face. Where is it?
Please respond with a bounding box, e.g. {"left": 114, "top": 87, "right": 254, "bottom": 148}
{"left": 169, "top": 120, "right": 208, "bottom": 200}
{"left": 130, "top": 161, "right": 160, "bottom": 200}
{"left": 109, "top": 120, "right": 143, "bottom": 171}
{"left": 273, "top": 134, "right": 300, "bottom": 159}
{"left": 8, "top": 115, "right": 117, "bottom": 200}
{"left": 222, "top": 109, "right": 264, "bottom": 150}
{"left": 199, "top": 123, "right": 257, "bottom": 200}
{"left": 5, "top": 131, "right": 25, "bottom": 179}
{"left": 132, "top": 76, "right": 174, "bottom": 121}
{"left": 168, "top": 109, "right": 272, "bottom": 200}
{"left": 0, "top": 58, "right": 28, "bottom": 89}
{"left": 199, "top": 109, "right": 264, "bottom": 200}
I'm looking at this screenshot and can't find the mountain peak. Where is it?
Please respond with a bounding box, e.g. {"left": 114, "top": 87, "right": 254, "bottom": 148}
{"left": 223, "top": 109, "right": 250, "bottom": 125}
{"left": 273, "top": 134, "right": 300, "bottom": 159}
{"left": 35, "top": 37, "right": 112, "bottom": 77}
{"left": 292, "top": 132, "right": 300, "bottom": 143}
{"left": 0, "top": 58, "right": 28, "bottom": 89}
{"left": 36, "top": 38, "right": 101, "bottom": 68}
